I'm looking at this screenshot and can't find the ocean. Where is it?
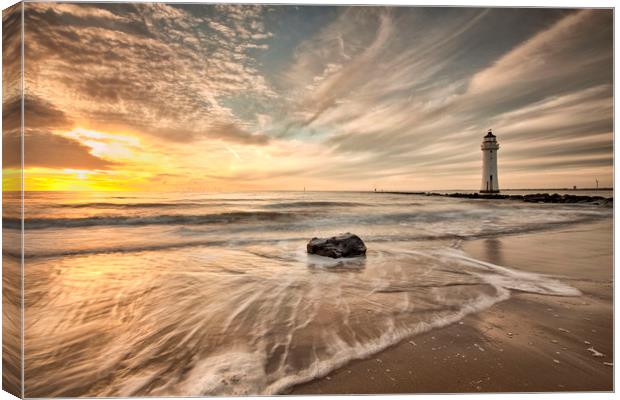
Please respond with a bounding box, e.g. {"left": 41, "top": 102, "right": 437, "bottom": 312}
{"left": 3, "top": 191, "right": 613, "bottom": 396}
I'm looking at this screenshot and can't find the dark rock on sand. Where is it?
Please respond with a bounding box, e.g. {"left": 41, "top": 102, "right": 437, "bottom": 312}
{"left": 307, "top": 233, "right": 367, "bottom": 259}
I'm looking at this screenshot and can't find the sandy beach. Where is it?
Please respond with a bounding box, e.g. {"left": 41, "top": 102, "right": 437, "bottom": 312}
{"left": 291, "top": 219, "right": 613, "bottom": 394}
{"left": 13, "top": 191, "right": 614, "bottom": 396}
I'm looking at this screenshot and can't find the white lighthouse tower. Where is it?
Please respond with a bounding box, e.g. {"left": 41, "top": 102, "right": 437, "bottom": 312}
{"left": 480, "top": 129, "right": 500, "bottom": 193}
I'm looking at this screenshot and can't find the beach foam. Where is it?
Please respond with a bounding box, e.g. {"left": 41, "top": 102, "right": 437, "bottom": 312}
{"left": 24, "top": 240, "right": 581, "bottom": 396}
{"left": 20, "top": 191, "right": 598, "bottom": 397}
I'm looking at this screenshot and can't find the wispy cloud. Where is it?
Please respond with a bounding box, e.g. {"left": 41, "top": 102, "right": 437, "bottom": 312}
{"left": 11, "top": 4, "right": 613, "bottom": 190}
{"left": 24, "top": 2, "right": 273, "bottom": 144}
{"left": 271, "top": 7, "right": 612, "bottom": 189}
{"left": 4, "top": 131, "right": 116, "bottom": 170}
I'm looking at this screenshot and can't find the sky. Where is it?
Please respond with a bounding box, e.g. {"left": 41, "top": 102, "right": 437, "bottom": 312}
{"left": 2, "top": 3, "right": 613, "bottom": 191}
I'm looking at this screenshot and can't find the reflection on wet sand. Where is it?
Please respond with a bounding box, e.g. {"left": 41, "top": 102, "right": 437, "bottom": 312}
{"left": 482, "top": 238, "right": 505, "bottom": 266}
{"left": 10, "top": 191, "right": 611, "bottom": 396}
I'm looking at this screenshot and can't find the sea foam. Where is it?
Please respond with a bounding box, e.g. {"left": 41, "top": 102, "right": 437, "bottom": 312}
{"left": 20, "top": 191, "right": 597, "bottom": 397}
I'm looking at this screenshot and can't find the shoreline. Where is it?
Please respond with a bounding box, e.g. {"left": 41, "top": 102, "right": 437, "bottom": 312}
{"left": 377, "top": 191, "right": 613, "bottom": 205}
{"left": 290, "top": 219, "right": 613, "bottom": 394}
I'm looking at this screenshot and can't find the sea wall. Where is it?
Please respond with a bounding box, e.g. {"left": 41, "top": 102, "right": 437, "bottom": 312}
{"left": 381, "top": 191, "right": 613, "bottom": 206}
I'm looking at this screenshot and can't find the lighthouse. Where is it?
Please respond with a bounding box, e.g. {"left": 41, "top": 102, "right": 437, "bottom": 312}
{"left": 480, "top": 129, "right": 500, "bottom": 193}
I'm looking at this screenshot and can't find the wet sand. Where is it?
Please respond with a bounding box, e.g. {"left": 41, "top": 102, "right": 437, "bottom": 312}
{"left": 291, "top": 219, "right": 613, "bottom": 394}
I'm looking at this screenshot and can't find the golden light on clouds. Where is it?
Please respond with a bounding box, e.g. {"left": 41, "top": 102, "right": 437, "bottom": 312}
{"left": 61, "top": 128, "right": 141, "bottom": 161}
{"left": 2, "top": 5, "right": 612, "bottom": 192}
{"left": 19, "top": 128, "right": 166, "bottom": 191}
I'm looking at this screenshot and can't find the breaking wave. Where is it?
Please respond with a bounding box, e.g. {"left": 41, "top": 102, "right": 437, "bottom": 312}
{"left": 23, "top": 245, "right": 580, "bottom": 397}
{"left": 8, "top": 205, "right": 606, "bottom": 231}
{"left": 262, "top": 201, "right": 368, "bottom": 209}
{"left": 54, "top": 202, "right": 207, "bottom": 209}
{"left": 17, "top": 191, "right": 609, "bottom": 397}
{"left": 7, "top": 211, "right": 299, "bottom": 229}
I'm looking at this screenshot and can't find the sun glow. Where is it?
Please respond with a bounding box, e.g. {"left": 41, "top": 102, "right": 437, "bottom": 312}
{"left": 63, "top": 169, "right": 91, "bottom": 179}
{"left": 62, "top": 128, "right": 141, "bottom": 161}
{"left": 19, "top": 128, "right": 167, "bottom": 191}
{"left": 25, "top": 168, "right": 116, "bottom": 191}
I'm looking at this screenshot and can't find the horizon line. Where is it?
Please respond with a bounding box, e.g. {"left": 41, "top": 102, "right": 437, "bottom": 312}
{"left": 3, "top": 187, "right": 614, "bottom": 193}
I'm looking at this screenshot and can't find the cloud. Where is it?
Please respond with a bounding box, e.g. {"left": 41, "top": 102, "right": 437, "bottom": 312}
{"left": 268, "top": 7, "right": 612, "bottom": 188}
{"left": 467, "top": 10, "right": 612, "bottom": 96}
{"left": 1, "top": 94, "right": 118, "bottom": 171}
{"left": 2, "top": 94, "right": 85, "bottom": 169}
{"left": 2, "top": 3, "right": 24, "bottom": 172}
{"left": 206, "top": 122, "right": 270, "bottom": 145}
{"left": 3, "top": 131, "right": 115, "bottom": 170}
{"left": 12, "top": 5, "right": 613, "bottom": 190}
{"left": 23, "top": 2, "right": 274, "bottom": 145}
{"left": 2, "top": 3, "right": 22, "bottom": 100}
{"left": 3, "top": 95, "right": 74, "bottom": 134}
{"left": 299, "top": 11, "right": 394, "bottom": 127}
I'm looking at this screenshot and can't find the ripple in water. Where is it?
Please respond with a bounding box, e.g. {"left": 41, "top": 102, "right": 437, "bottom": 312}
{"left": 24, "top": 240, "right": 579, "bottom": 397}
{"left": 15, "top": 191, "right": 603, "bottom": 396}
